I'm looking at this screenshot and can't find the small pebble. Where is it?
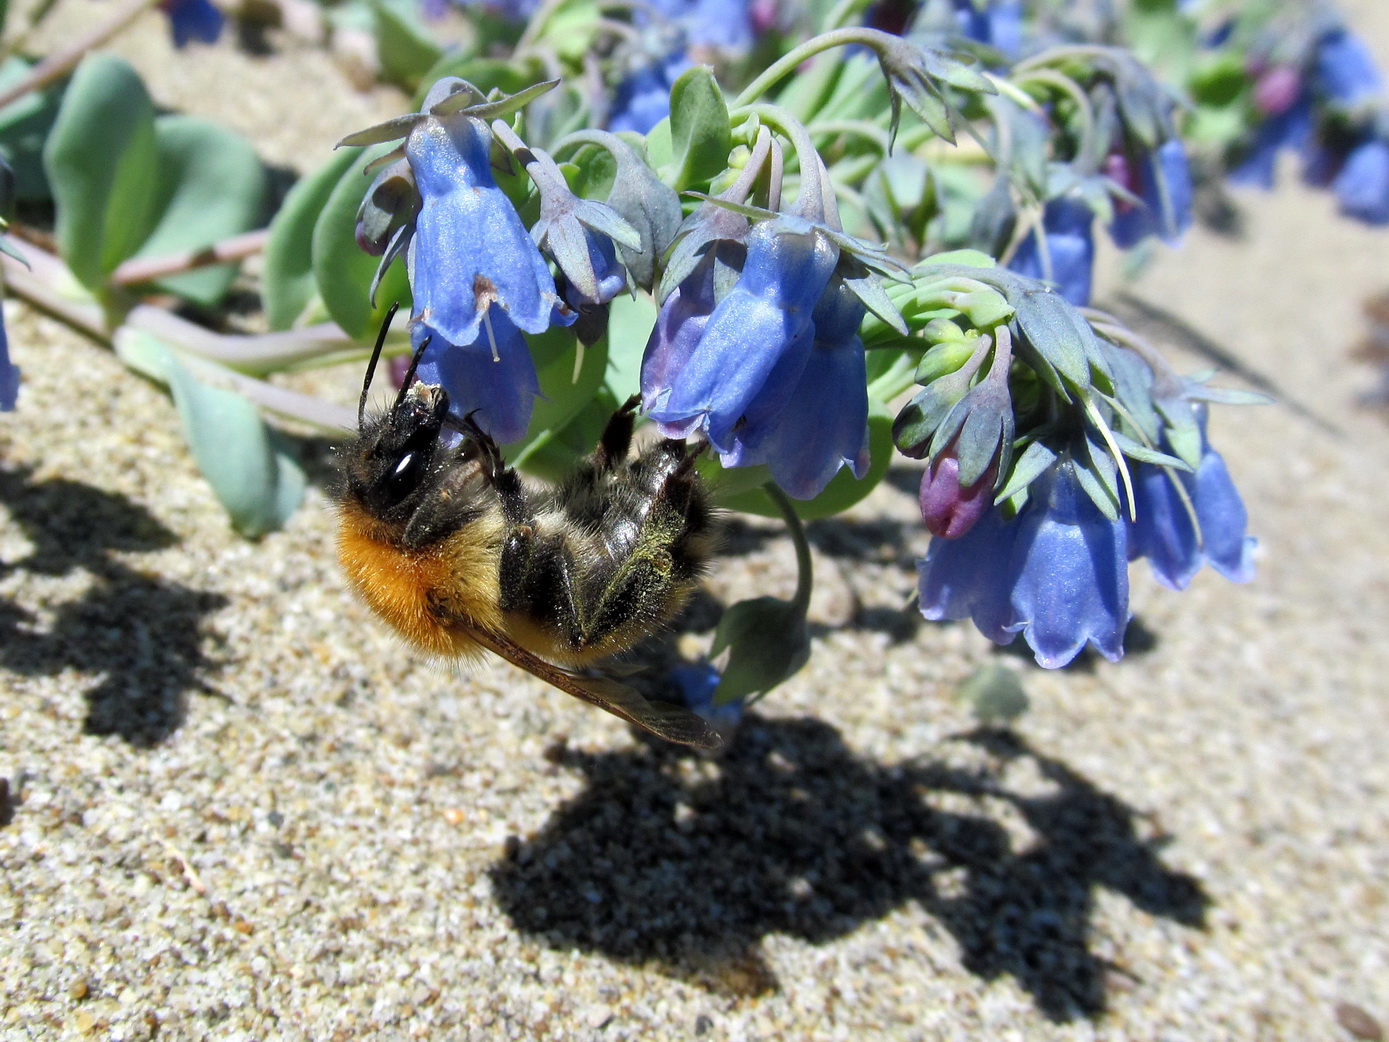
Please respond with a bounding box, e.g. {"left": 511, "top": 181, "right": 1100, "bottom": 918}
{"left": 1337, "top": 1002, "right": 1384, "bottom": 1041}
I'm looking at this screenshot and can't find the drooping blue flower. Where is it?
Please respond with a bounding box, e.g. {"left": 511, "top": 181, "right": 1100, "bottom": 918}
{"left": 1108, "top": 139, "right": 1194, "bottom": 248}
{"left": 0, "top": 305, "right": 17, "bottom": 411}
{"left": 952, "top": 0, "right": 1024, "bottom": 60}
{"left": 405, "top": 115, "right": 571, "bottom": 346}
{"left": 1330, "top": 136, "right": 1389, "bottom": 225}
{"left": 609, "top": 50, "right": 692, "bottom": 135}
{"left": 718, "top": 276, "right": 871, "bottom": 499}
{"left": 1007, "top": 196, "right": 1095, "bottom": 306}
{"left": 1228, "top": 98, "right": 1314, "bottom": 188}
{"left": 159, "top": 0, "right": 224, "bottom": 47}
{"left": 640, "top": 251, "right": 721, "bottom": 424}
{"left": 412, "top": 312, "right": 540, "bottom": 445}
{"left": 1312, "top": 26, "right": 1384, "bottom": 109}
{"left": 644, "top": 216, "right": 840, "bottom": 455}
{"left": 918, "top": 459, "right": 1130, "bottom": 668}
{"left": 1127, "top": 410, "right": 1255, "bottom": 588}
{"left": 671, "top": 661, "right": 744, "bottom": 731}
{"left": 647, "top": 0, "right": 755, "bottom": 50}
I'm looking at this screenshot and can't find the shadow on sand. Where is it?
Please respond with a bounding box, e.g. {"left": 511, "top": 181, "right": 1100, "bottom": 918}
{"left": 492, "top": 718, "right": 1206, "bottom": 1022}
{"left": 0, "top": 466, "right": 227, "bottom": 745}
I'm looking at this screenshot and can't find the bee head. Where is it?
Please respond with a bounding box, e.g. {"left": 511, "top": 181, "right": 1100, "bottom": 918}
{"left": 343, "top": 381, "right": 455, "bottom": 524}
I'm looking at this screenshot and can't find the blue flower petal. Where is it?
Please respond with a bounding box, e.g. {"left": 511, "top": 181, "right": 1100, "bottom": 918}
{"left": 406, "top": 118, "right": 570, "bottom": 345}
{"left": 1314, "top": 27, "right": 1384, "bottom": 108}
{"left": 1128, "top": 464, "right": 1202, "bottom": 590}
{"left": 1229, "top": 99, "right": 1314, "bottom": 188}
{"left": 722, "top": 279, "right": 870, "bottom": 498}
{"left": 1332, "top": 138, "right": 1389, "bottom": 225}
{"left": 1110, "top": 140, "right": 1194, "bottom": 248}
{"left": 1191, "top": 444, "right": 1256, "bottom": 583}
{"left": 1009, "top": 464, "right": 1129, "bottom": 667}
{"left": 161, "top": 0, "right": 224, "bottom": 47}
{"left": 0, "top": 308, "right": 17, "bottom": 411}
{"left": 610, "top": 51, "right": 692, "bottom": 135}
{"left": 1008, "top": 197, "right": 1095, "bottom": 306}
{"left": 918, "top": 505, "right": 1024, "bottom": 645}
{"left": 647, "top": 221, "right": 837, "bottom": 449}
{"left": 413, "top": 311, "right": 540, "bottom": 445}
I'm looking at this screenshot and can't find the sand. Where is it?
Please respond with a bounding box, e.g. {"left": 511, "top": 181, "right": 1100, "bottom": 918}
{"left": 1, "top": 2, "right": 1388, "bottom": 1039}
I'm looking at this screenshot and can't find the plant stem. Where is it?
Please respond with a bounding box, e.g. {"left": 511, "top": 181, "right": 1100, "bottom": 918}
{"left": 762, "top": 482, "right": 812, "bottom": 614}
{"left": 109, "top": 230, "right": 271, "bottom": 287}
{"left": 0, "top": 0, "right": 163, "bottom": 111}
{"left": 733, "top": 27, "right": 892, "bottom": 108}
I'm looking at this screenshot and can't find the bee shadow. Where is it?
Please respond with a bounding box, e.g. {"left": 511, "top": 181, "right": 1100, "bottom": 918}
{"left": 490, "top": 719, "right": 1207, "bottom": 1022}
{"left": 0, "top": 466, "right": 228, "bottom": 746}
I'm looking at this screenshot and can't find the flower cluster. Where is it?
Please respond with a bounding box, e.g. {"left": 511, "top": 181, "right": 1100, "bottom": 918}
{"left": 894, "top": 260, "right": 1255, "bottom": 668}
{"left": 1228, "top": 20, "right": 1389, "bottom": 223}
{"left": 341, "top": 78, "right": 643, "bottom": 443}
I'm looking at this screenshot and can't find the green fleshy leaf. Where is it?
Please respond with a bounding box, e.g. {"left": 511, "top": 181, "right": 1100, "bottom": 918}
{"left": 504, "top": 324, "right": 610, "bottom": 465}
{"left": 710, "top": 595, "right": 809, "bottom": 704}
{"left": 603, "top": 291, "right": 657, "bottom": 401}
{"left": 1109, "top": 430, "right": 1189, "bottom": 469}
{"left": 311, "top": 145, "right": 411, "bottom": 338}
{"left": 128, "top": 115, "right": 267, "bottom": 306}
{"left": 159, "top": 345, "right": 306, "bottom": 537}
{"left": 1077, "top": 435, "right": 1121, "bottom": 520}
{"left": 714, "top": 397, "right": 893, "bottom": 520}
{"left": 372, "top": 0, "right": 444, "bottom": 92}
{"left": 42, "top": 54, "right": 159, "bottom": 291}
{"left": 665, "top": 66, "right": 731, "bottom": 191}
{"left": 995, "top": 439, "right": 1057, "bottom": 504}
{"left": 264, "top": 149, "right": 360, "bottom": 330}
{"left": 0, "top": 57, "right": 63, "bottom": 203}
{"left": 956, "top": 663, "right": 1029, "bottom": 723}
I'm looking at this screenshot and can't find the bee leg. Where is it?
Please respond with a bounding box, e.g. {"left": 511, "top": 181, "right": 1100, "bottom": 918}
{"left": 591, "top": 394, "right": 642, "bottom": 472}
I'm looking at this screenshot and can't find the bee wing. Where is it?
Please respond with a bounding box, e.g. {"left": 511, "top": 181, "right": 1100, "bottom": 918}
{"left": 468, "top": 627, "right": 722, "bottom": 750}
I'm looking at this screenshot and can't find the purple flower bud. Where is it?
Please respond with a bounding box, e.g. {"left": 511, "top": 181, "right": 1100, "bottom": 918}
{"left": 1253, "top": 66, "right": 1303, "bottom": 116}
{"left": 919, "top": 450, "right": 997, "bottom": 539}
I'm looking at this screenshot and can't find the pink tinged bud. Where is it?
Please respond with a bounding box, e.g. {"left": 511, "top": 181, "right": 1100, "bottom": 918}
{"left": 1253, "top": 66, "right": 1303, "bottom": 116}
{"left": 919, "top": 452, "right": 998, "bottom": 539}
{"left": 1103, "top": 151, "right": 1139, "bottom": 215}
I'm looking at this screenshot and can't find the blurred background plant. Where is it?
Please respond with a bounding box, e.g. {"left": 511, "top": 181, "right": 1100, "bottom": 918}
{"left": 0, "top": 0, "right": 1383, "bottom": 727}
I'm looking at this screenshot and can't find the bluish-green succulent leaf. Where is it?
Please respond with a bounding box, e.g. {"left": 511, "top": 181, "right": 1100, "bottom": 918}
{"left": 161, "top": 348, "right": 306, "bottom": 537}
{"left": 264, "top": 149, "right": 360, "bottom": 330}
{"left": 312, "top": 145, "right": 411, "bottom": 338}
{"left": 132, "top": 115, "right": 267, "bottom": 306}
{"left": 666, "top": 65, "right": 731, "bottom": 191}
{"left": 42, "top": 53, "right": 159, "bottom": 290}
{"left": 710, "top": 595, "right": 810, "bottom": 704}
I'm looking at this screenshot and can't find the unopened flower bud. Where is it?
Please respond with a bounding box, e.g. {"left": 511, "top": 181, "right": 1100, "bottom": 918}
{"left": 919, "top": 449, "right": 998, "bottom": 538}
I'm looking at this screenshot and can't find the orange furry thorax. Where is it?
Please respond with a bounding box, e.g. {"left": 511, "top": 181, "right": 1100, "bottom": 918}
{"left": 336, "top": 500, "right": 504, "bottom": 659}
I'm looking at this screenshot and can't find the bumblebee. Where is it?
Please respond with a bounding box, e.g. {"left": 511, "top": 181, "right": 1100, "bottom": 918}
{"left": 335, "top": 317, "right": 721, "bottom": 749}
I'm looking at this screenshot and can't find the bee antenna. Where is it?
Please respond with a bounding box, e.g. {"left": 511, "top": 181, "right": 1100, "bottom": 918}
{"left": 393, "top": 332, "right": 432, "bottom": 411}
{"left": 359, "top": 302, "right": 400, "bottom": 427}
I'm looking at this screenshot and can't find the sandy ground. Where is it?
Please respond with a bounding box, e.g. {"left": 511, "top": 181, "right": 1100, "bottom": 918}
{"left": 2, "top": 3, "right": 1389, "bottom": 1040}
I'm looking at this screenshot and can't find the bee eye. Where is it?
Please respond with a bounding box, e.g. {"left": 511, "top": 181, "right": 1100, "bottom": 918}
{"left": 379, "top": 448, "right": 428, "bottom": 507}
